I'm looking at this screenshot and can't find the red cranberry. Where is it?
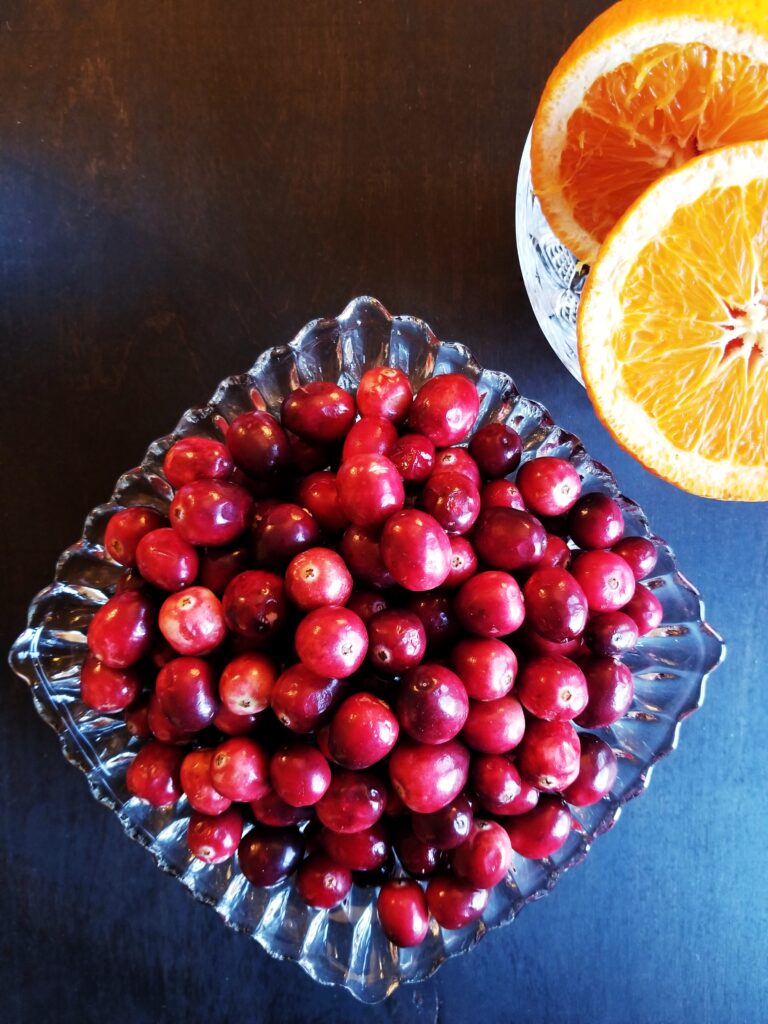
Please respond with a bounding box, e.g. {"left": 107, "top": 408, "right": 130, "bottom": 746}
{"left": 147, "top": 693, "right": 197, "bottom": 744}
{"left": 585, "top": 611, "right": 639, "bottom": 656}
{"left": 516, "top": 457, "right": 581, "bottom": 515}
{"left": 568, "top": 493, "right": 624, "bottom": 549}
{"left": 187, "top": 807, "right": 243, "bottom": 863}
{"left": 461, "top": 696, "right": 525, "bottom": 753}
{"left": 412, "top": 792, "right": 473, "bottom": 850}
{"left": 126, "top": 741, "right": 184, "bottom": 806}
{"left": 432, "top": 448, "right": 482, "bottom": 488}
{"left": 210, "top": 737, "right": 271, "bottom": 801}
{"left": 563, "top": 733, "right": 618, "bottom": 806}
{"left": 238, "top": 823, "right": 304, "bottom": 886}
{"left": 517, "top": 718, "right": 581, "bottom": 792}
{"left": 571, "top": 550, "right": 635, "bottom": 613}
{"left": 180, "top": 748, "right": 232, "bottom": 815}
{"left": 426, "top": 874, "right": 488, "bottom": 929}
{"left": 472, "top": 508, "right": 547, "bottom": 570}
{"left": 285, "top": 547, "right": 353, "bottom": 610}
{"left": 287, "top": 431, "right": 332, "bottom": 474}
{"left": 296, "top": 606, "right": 368, "bottom": 678}
{"left": 212, "top": 704, "right": 261, "bottom": 736}
{"left": 170, "top": 480, "right": 252, "bottom": 547}
{"left": 159, "top": 586, "right": 226, "bottom": 656}
{"left": 250, "top": 497, "right": 281, "bottom": 539}
{"left": 296, "top": 852, "right": 353, "bottom": 908}
{"left": 357, "top": 366, "right": 413, "bottom": 422}
{"left": 409, "top": 374, "right": 480, "bottom": 447}
{"left": 156, "top": 656, "right": 218, "bottom": 731}
{"left": 575, "top": 657, "right": 634, "bottom": 728}
{"left": 328, "top": 692, "right": 399, "bottom": 768}
{"left": 124, "top": 694, "right": 152, "bottom": 738}
{"left": 454, "top": 571, "right": 525, "bottom": 637}
{"left": 282, "top": 382, "right": 356, "bottom": 443}
{"left": 340, "top": 525, "right": 395, "bottom": 589}
{"left": 250, "top": 790, "right": 313, "bottom": 826}
{"left": 346, "top": 589, "right": 388, "bottom": 623}
{"left": 445, "top": 536, "right": 478, "bottom": 588}
{"left": 517, "top": 623, "right": 585, "bottom": 658}
{"left": 394, "top": 822, "right": 445, "bottom": 877}
{"left": 80, "top": 655, "right": 141, "bottom": 712}
{"left": 516, "top": 655, "right": 588, "bottom": 722}
{"left": 319, "top": 821, "right": 390, "bottom": 870}
{"left": 623, "top": 584, "right": 664, "bottom": 636}
{"left": 481, "top": 479, "right": 526, "bottom": 511}
{"left": 225, "top": 410, "right": 290, "bottom": 478}
{"left": 368, "top": 609, "right": 426, "bottom": 674}
{"left": 316, "top": 769, "right": 387, "bottom": 833}
{"left": 135, "top": 528, "right": 198, "bottom": 591}
{"left": 450, "top": 638, "right": 517, "bottom": 701}
{"left": 336, "top": 454, "right": 405, "bottom": 528}
{"left": 88, "top": 591, "right": 155, "bottom": 668}
{"left": 377, "top": 880, "right": 430, "bottom": 947}
{"left": 538, "top": 534, "right": 572, "bottom": 570}
{"left": 164, "top": 436, "right": 234, "bottom": 489}
{"left": 388, "top": 737, "right": 469, "bottom": 813}
{"left": 222, "top": 570, "right": 287, "bottom": 644}
{"left": 422, "top": 471, "right": 481, "bottom": 535}
{"left": 198, "top": 544, "right": 250, "bottom": 594}
{"left": 270, "top": 743, "right": 331, "bottom": 807}
{"left": 219, "top": 653, "right": 277, "bottom": 715}
{"left": 380, "top": 510, "right": 453, "bottom": 591}
{"left": 105, "top": 507, "right": 166, "bottom": 566}
{"left": 503, "top": 777, "right": 541, "bottom": 816}
{"left": 470, "top": 754, "right": 522, "bottom": 815}
{"left": 342, "top": 416, "right": 398, "bottom": 460}
{"left": 469, "top": 423, "right": 522, "bottom": 478}
{"left": 612, "top": 536, "right": 658, "bottom": 580}
{"left": 504, "top": 796, "right": 572, "bottom": 858}
{"left": 452, "top": 820, "right": 513, "bottom": 888}
{"left": 523, "top": 567, "right": 588, "bottom": 642}
{"left": 254, "top": 503, "right": 321, "bottom": 569}
{"left": 389, "top": 433, "right": 435, "bottom": 483}
{"left": 271, "top": 664, "right": 344, "bottom": 733}
{"left": 397, "top": 664, "right": 469, "bottom": 744}
{"left": 297, "top": 471, "right": 350, "bottom": 533}
{"left": 406, "top": 592, "right": 459, "bottom": 651}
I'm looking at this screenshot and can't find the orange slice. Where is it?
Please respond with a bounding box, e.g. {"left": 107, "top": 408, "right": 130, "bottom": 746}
{"left": 532, "top": 0, "right": 768, "bottom": 263}
{"left": 578, "top": 140, "right": 768, "bottom": 502}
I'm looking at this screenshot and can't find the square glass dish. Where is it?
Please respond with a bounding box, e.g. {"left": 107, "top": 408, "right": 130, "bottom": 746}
{"left": 9, "top": 296, "right": 724, "bottom": 1002}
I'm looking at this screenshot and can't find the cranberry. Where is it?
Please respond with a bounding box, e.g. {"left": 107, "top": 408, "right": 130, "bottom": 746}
{"left": 452, "top": 820, "right": 513, "bottom": 888}
{"left": 406, "top": 592, "right": 459, "bottom": 651}
{"left": 212, "top": 704, "right": 261, "bottom": 736}
{"left": 422, "top": 471, "right": 481, "bottom": 535}
{"left": 238, "top": 823, "right": 304, "bottom": 886}
{"left": 222, "top": 570, "right": 287, "bottom": 644}
{"left": 426, "top": 874, "right": 488, "bottom": 929}
{"left": 380, "top": 510, "right": 453, "bottom": 591}
{"left": 342, "top": 416, "right": 398, "bottom": 460}
{"left": 296, "top": 606, "right": 368, "bottom": 678}
{"left": 480, "top": 479, "right": 526, "bottom": 511}
{"left": 88, "top": 591, "right": 154, "bottom": 668}
{"left": 394, "top": 822, "right": 445, "bottom": 877}
{"left": 504, "top": 796, "right": 572, "bottom": 858}
{"left": 287, "top": 431, "right": 332, "bottom": 474}
{"left": 502, "top": 777, "right": 540, "bottom": 816}
{"left": 147, "top": 692, "right": 196, "bottom": 744}
{"left": 124, "top": 694, "right": 152, "bottom": 738}
{"left": 225, "top": 410, "right": 290, "bottom": 478}
{"left": 126, "top": 741, "right": 184, "bottom": 806}
{"left": 516, "top": 457, "right": 581, "bottom": 515}
{"left": 297, "top": 471, "right": 350, "bottom": 534}
{"left": 159, "top": 586, "right": 226, "bottom": 657}
{"left": 585, "top": 610, "right": 639, "bottom": 656}
{"left": 316, "top": 769, "right": 387, "bottom": 833}
{"left": 568, "top": 492, "right": 624, "bottom": 549}
{"left": 284, "top": 547, "right": 352, "bottom": 611}
{"left": 250, "top": 790, "right": 313, "bottom": 826}
{"left": 517, "top": 623, "right": 585, "bottom": 658}
{"left": 451, "top": 637, "right": 517, "bottom": 701}
{"left": 340, "top": 525, "right": 396, "bottom": 589}
{"left": 575, "top": 657, "right": 634, "bottom": 728}
{"left": 254, "top": 503, "right": 321, "bottom": 569}
{"left": 412, "top": 792, "right": 473, "bottom": 850}
{"left": 180, "top": 748, "right": 232, "bottom": 815}
{"left": 296, "top": 852, "right": 353, "bottom": 908}
{"left": 135, "top": 528, "right": 198, "bottom": 592}
{"left": 219, "top": 653, "right": 277, "bottom": 716}
{"left": 516, "top": 655, "right": 589, "bottom": 722}
{"left": 163, "top": 436, "right": 234, "bottom": 489}
{"left": 170, "top": 480, "right": 252, "bottom": 547}
{"left": 461, "top": 696, "right": 525, "bottom": 753}
{"left": 538, "top": 534, "right": 572, "bottom": 571}
{"left": 523, "top": 567, "right": 588, "bottom": 642}
{"left": 156, "top": 656, "right": 218, "bottom": 730}
{"left": 388, "top": 738, "right": 469, "bottom": 813}
{"left": 105, "top": 507, "right": 166, "bottom": 566}
{"left": 269, "top": 743, "right": 331, "bottom": 807}
{"left": 198, "top": 544, "right": 250, "bottom": 594}
{"left": 328, "top": 692, "right": 399, "bottom": 768}
{"left": 271, "top": 664, "right": 344, "bottom": 733}
{"left": 571, "top": 550, "right": 635, "bottom": 613}
{"left": 470, "top": 754, "right": 522, "bottom": 815}
{"left": 389, "top": 433, "right": 435, "bottom": 484}
{"left": 114, "top": 567, "right": 147, "bottom": 594}
{"left": 563, "top": 733, "right": 618, "bottom": 806}
{"left": 377, "top": 880, "right": 430, "bottom": 947}
{"left": 319, "top": 821, "right": 390, "bottom": 870}
{"left": 472, "top": 508, "right": 547, "bottom": 570}
{"left": 623, "top": 584, "right": 664, "bottom": 636}
{"left": 469, "top": 423, "right": 522, "bottom": 478}
{"left": 409, "top": 374, "right": 480, "bottom": 447}
{"left": 432, "top": 448, "right": 482, "bottom": 488}
{"left": 357, "top": 366, "right": 413, "bottom": 422}
{"left": 611, "top": 536, "right": 658, "bottom": 580}
{"left": 250, "top": 497, "right": 281, "bottom": 539}
{"left": 336, "top": 454, "right": 405, "bottom": 529}
{"left": 368, "top": 609, "right": 426, "bottom": 674}
{"left": 187, "top": 807, "right": 243, "bottom": 864}
{"left": 454, "top": 571, "right": 525, "bottom": 638}
{"left": 282, "top": 382, "right": 356, "bottom": 443}
{"left": 346, "top": 589, "right": 388, "bottom": 623}
{"left": 444, "top": 536, "right": 478, "bottom": 588}
{"left": 210, "top": 737, "right": 271, "bottom": 801}
{"left": 397, "top": 664, "right": 469, "bottom": 745}
{"left": 517, "top": 718, "right": 581, "bottom": 791}
{"left": 80, "top": 655, "right": 141, "bottom": 712}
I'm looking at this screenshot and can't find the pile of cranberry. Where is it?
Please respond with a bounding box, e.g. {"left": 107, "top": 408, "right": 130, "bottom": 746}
{"left": 82, "top": 366, "right": 663, "bottom": 948}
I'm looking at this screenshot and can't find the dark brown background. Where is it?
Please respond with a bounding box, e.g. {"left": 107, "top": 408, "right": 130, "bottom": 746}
{"left": 1, "top": 3, "right": 765, "bottom": 1023}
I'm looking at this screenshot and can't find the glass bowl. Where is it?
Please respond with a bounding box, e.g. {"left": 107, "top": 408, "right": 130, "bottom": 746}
{"left": 9, "top": 296, "right": 724, "bottom": 1003}
{"left": 516, "top": 129, "right": 588, "bottom": 384}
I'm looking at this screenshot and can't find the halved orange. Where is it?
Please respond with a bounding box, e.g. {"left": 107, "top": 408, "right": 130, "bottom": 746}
{"left": 532, "top": 0, "right": 768, "bottom": 263}
{"left": 578, "top": 140, "right": 768, "bottom": 502}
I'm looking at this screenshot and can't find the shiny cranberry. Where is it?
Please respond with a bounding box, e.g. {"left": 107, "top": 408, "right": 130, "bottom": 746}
{"left": 380, "top": 510, "right": 452, "bottom": 591}
{"left": 170, "top": 480, "right": 252, "bottom": 547}
{"left": 287, "top": 431, "right": 332, "bottom": 474}
{"left": 469, "top": 423, "right": 522, "bottom": 478}
{"left": 328, "top": 692, "right": 399, "bottom": 768}
{"left": 250, "top": 790, "right": 313, "bottom": 826}
{"left": 295, "top": 606, "right": 368, "bottom": 678}
{"left": 296, "top": 852, "right": 353, "bottom": 908}
{"left": 187, "top": 807, "right": 243, "bottom": 864}
{"left": 212, "top": 703, "right": 261, "bottom": 736}
{"left": 503, "top": 777, "right": 541, "bottom": 816}
{"left": 623, "top": 584, "right": 664, "bottom": 636}
{"left": 454, "top": 571, "right": 525, "bottom": 638}
{"left": 409, "top": 374, "right": 480, "bottom": 447}
{"left": 388, "top": 737, "right": 469, "bottom": 813}
{"left": 470, "top": 754, "right": 522, "bottom": 815}
{"left": 432, "top": 448, "right": 482, "bottom": 488}
{"left": 516, "top": 655, "right": 589, "bottom": 722}
{"left": 611, "top": 536, "right": 658, "bottom": 580}
{"left": 124, "top": 694, "right": 152, "bottom": 738}
{"left": 451, "top": 638, "right": 517, "bottom": 701}
{"left": 571, "top": 550, "right": 635, "bottom": 613}
{"left": 238, "top": 823, "right": 304, "bottom": 886}
{"left": 105, "top": 507, "right": 166, "bottom": 566}
{"left": 504, "top": 796, "right": 572, "bottom": 858}
{"left": 452, "top": 820, "right": 513, "bottom": 888}
{"left": 225, "top": 410, "right": 290, "bottom": 478}
{"left": 135, "top": 528, "right": 198, "bottom": 591}
{"left": 340, "top": 525, "right": 395, "bottom": 589}
{"left": 284, "top": 547, "right": 352, "bottom": 611}
{"left": 377, "top": 880, "right": 430, "bottom": 947}
{"left": 147, "top": 692, "right": 196, "bottom": 744}
{"left": 516, "top": 456, "right": 581, "bottom": 515}
{"left": 585, "top": 611, "right": 639, "bottom": 656}
{"left": 575, "top": 657, "right": 634, "bottom": 728}
{"left": 210, "top": 736, "right": 271, "bottom": 801}
{"left": 523, "top": 567, "right": 588, "bottom": 642}
{"left": 222, "top": 570, "right": 287, "bottom": 644}
{"left": 364, "top": 609, "right": 423, "bottom": 674}
{"left": 159, "top": 586, "right": 226, "bottom": 656}
{"left": 126, "top": 741, "right": 184, "bottom": 806}
{"left": 316, "top": 769, "right": 387, "bottom": 833}
{"left": 461, "top": 696, "right": 525, "bottom": 753}
{"left": 397, "top": 664, "right": 469, "bottom": 745}
{"left": 253, "top": 503, "right": 321, "bottom": 569}
{"left": 568, "top": 492, "right": 624, "bottom": 549}
{"left": 422, "top": 471, "right": 481, "bottom": 536}
{"left": 180, "top": 748, "right": 232, "bottom": 815}
{"left": 269, "top": 744, "right": 331, "bottom": 807}
{"left": 156, "top": 657, "right": 218, "bottom": 730}
{"left": 563, "top": 733, "right": 618, "bottom": 806}
{"left": 473, "top": 507, "right": 547, "bottom": 571}
{"left": 342, "top": 416, "right": 398, "bottom": 460}
{"left": 406, "top": 592, "right": 459, "bottom": 651}
{"left": 346, "top": 589, "right": 388, "bottom": 623}
{"left": 412, "top": 792, "right": 473, "bottom": 850}
{"left": 538, "top": 534, "right": 572, "bottom": 571}
{"left": 517, "top": 718, "right": 581, "bottom": 791}
{"left": 297, "top": 471, "right": 350, "bottom": 533}
{"left": 394, "top": 822, "right": 444, "bottom": 877}
{"left": 163, "top": 436, "right": 234, "bottom": 489}
{"left": 480, "top": 479, "right": 526, "bottom": 511}
{"left": 389, "top": 433, "right": 435, "bottom": 484}
{"left": 357, "top": 366, "right": 413, "bottom": 422}
{"left": 198, "top": 544, "right": 250, "bottom": 594}
{"left": 270, "top": 664, "right": 343, "bottom": 733}
{"left": 282, "top": 382, "right": 356, "bottom": 443}
{"left": 427, "top": 874, "right": 488, "bottom": 929}
{"left": 336, "top": 454, "right": 405, "bottom": 528}
{"left": 88, "top": 591, "right": 155, "bottom": 668}
{"left": 80, "top": 655, "right": 141, "bottom": 712}
{"left": 444, "top": 536, "right": 478, "bottom": 588}
{"left": 517, "top": 623, "right": 585, "bottom": 658}
{"left": 219, "top": 653, "right": 277, "bottom": 716}
{"left": 319, "top": 821, "right": 390, "bottom": 870}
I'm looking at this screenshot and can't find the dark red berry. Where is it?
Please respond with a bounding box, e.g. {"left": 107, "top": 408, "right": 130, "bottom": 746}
{"left": 517, "top": 718, "right": 581, "bottom": 792}
{"left": 250, "top": 790, "right": 313, "bottom": 826}
{"left": 461, "top": 696, "right": 525, "bottom": 753}
{"left": 219, "top": 653, "right": 278, "bottom": 716}
{"left": 328, "top": 692, "right": 399, "bottom": 769}
{"left": 377, "top": 880, "right": 430, "bottom": 947}
{"left": 397, "top": 664, "right": 469, "bottom": 745}
{"left": 136, "top": 528, "right": 198, "bottom": 591}
{"left": 411, "top": 792, "right": 473, "bottom": 850}
{"left": 452, "top": 820, "right": 513, "bottom": 888}
{"left": 164, "top": 436, "right": 234, "bottom": 489}
{"left": 126, "top": 741, "right": 184, "bottom": 806}
{"left": 469, "top": 423, "right": 522, "bottom": 478}
{"left": 296, "top": 606, "right": 368, "bottom": 678}
{"left": 210, "top": 736, "right": 271, "bottom": 801}
{"left": 170, "top": 480, "right": 252, "bottom": 547}
{"left": 296, "top": 852, "right": 353, "bottom": 908}
{"left": 480, "top": 479, "right": 526, "bottom": 511}
{"left": 254, "top": 503, "right": 321, "bottom": 569}
{"left": 222, "top": 570, "right": 288, "bottom": 644}
{"left": 187, "top": 807, "right": 243, "bottom": 863}
{"left": 88, "top": 591, "right": 155, "bottom": 668}
{"left": 422, "top": 471, "right": 481, "bottom": 535}
{"left": 180, "top": 748, "right": 232, "bottom": 815}
{"left": 342, "top": 416, "right": 398, "bottom": 460}
{"left": 368, "top": 609, "right": 426, "bottom": 674}
{"left": 454, "top": 571, "right": 525, "bottom": 637}
{"left": 357, "top": 366, "right": 413, "bottom": 423}
{"left": 623, "top": 584, "right": 664, "bottom": 636}
{"left": 504, "top": 796, "right": 572, "bottom": 858}
{"left": 340, "top": 525, "right": 396, "bottom": 589}
{"left": 80, "top": 655, "right": 141, "bottom": 712}
{"left": 426, "top": 874, "right": 488, "bottom": 929}
{"left": 516, "top": 457, "right": 581, "bottom": 515}
{"left": 270, "top": 664, "right": 344, "bottom": 733}
{"left": 611, "top": 536, "right": 658, "bottom": 580}
{"left": 470, "top": 754, "right": 523, "bottom": 815}
{"left": 226, "top": 410, "right": 290, "bottom": 478}
{"left": 346, "top": 589, "right": 388, "bottom": 623}
{"left": 319, "top": 821, "right": 390, "bottom": 870}
{"left": 238, "top": 823, "right": 304, "bottom": 886}
{"left": 198, "top": 544, "right": 251, "bottom": 594}
{"left": 472, "top": 508, "right": 547, "bottom": 570}
{"left": 270, "top": 743, "right": 331, "bottom": 807}
{"left": 584, "top": 611, "right": 639, "bottom": 656}
{"left": 522, "top": 568, "right": 589, "bottom": 642}
{"left": 450, "top": 637, "right": 517, "bottom": 701}
{"left": 105, "top": 507, "right": 166, "bottom": 566}
{"left": 575, "top": 657, "right": 634, "bottom": 728}
{"left": 516, "top": 654, "right": 589, "bottom": 721}
{"left": 568, "top": 493, "right": 624, "bottom": 549}
{"left": 156, "top": 656, "right": 219, "bottom": 731}
{"left": 389, "top": 433, "right": 435, "bottom": 484}
{"left": 563, "top": 733, "right": 618, "bottom": 806}
{"left": 147, "top": 693, "right": 197, "bottom": 744}
{"left": 432, "top": 448, "right": 482, "bottom": 488}
{"left": 297, "top": 471, "right": 350, "bottom": 534}
{"left": 409, "top": 374, "right": 480, "bottom": 447}
{"left": 393, "top": 822, "right": 445, "bottom": 877}
{"left": 316, "top": 769, "right": 387, "bottom": 833}
{"left": 406, "top": 591, "right": 459, "bottom": 651}
{"left": 388, "top": 737, "right": 470, "bottom": 813}
{"left": 282, "top": 382, "right": 356, "bottom": 443}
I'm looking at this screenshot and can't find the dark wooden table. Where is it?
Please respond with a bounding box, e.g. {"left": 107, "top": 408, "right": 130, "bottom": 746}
{"left": 2, "top": 3, "right": 766, "bottom": 1022}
